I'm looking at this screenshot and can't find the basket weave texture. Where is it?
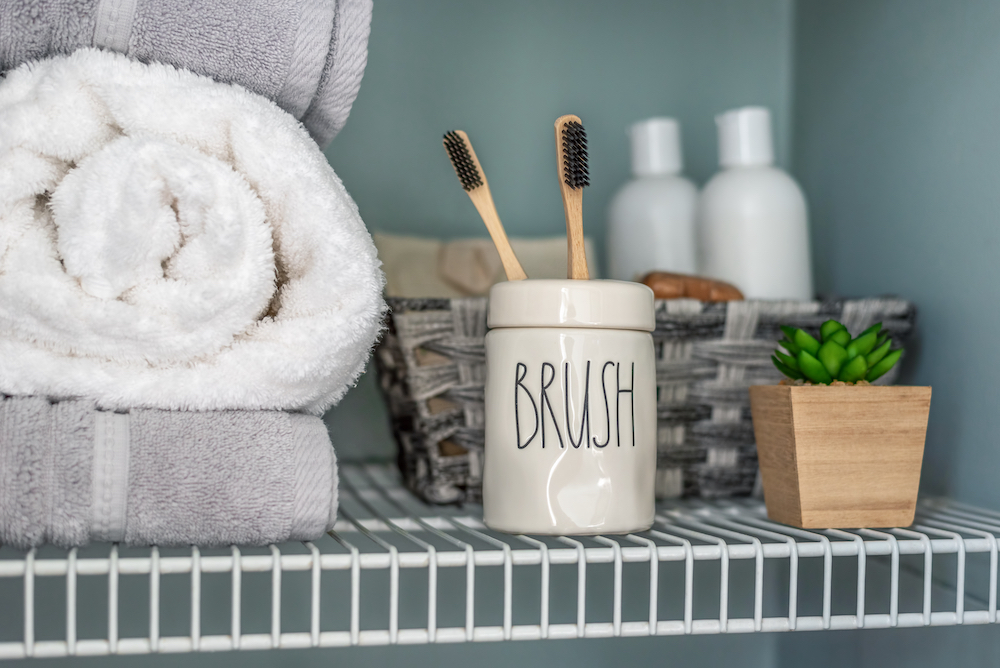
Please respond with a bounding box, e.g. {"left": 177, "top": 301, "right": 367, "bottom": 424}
{"left": 375, "top": 296, "right": 915, "bottom": 505}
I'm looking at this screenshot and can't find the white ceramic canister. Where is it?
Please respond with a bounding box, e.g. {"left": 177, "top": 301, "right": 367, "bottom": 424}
{"left": 483, "top": 279, "right": 657, "bottom": 535}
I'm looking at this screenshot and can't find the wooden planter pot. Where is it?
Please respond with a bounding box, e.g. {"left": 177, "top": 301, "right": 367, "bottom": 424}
{"left": 749, "top": 385, "right": 932, "bottom": 529}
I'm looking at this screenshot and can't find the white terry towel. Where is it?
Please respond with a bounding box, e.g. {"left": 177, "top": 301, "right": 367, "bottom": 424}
{"left": 0, "top": 49, "right": 386, "bottom": 414}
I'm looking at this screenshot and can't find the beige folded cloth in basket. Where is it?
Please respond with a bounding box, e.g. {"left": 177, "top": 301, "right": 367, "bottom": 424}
{"left": 374, "top": 233, "right": 600, "bottom": 298}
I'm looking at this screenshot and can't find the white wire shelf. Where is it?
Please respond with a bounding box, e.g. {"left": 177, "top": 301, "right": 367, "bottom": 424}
{"left": 1, "top": 464, "right": 998, "bottom": 660}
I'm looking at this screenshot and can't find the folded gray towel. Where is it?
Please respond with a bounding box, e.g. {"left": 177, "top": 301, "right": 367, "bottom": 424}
{"left": 0, "top": 397, "right": 338, "bottom": 549}
{"left": 0, "top": 0, "right": 372, "bottom": 147}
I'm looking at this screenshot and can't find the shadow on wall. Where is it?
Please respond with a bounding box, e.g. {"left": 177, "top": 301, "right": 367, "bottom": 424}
{"left": 323, "top": 366, "right": 396, "bottom": 461}
{"left": 7, "top": 634, "right": 776, "bottom": 668}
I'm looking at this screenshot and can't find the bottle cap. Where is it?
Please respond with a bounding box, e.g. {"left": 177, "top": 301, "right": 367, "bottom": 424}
{"left": 629, "top": 117, "right": 682, "bottom": 176}
{"left": 716, "top": 106, "right": 774, "bottom": 167}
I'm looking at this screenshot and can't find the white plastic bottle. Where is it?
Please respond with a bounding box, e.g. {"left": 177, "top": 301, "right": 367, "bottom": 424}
{"left": 607, "top": 118, "right": 698, "bottom": 281}
{"left": 699, "top": 107, "right": 813, "bottom": 300}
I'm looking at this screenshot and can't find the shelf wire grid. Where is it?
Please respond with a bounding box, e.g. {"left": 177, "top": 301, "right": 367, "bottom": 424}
{"left": 1, "top": 464, "right": 998, "bottom": 660}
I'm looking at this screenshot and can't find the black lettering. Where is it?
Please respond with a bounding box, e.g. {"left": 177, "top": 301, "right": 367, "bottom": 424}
{"left": 616, "top": 362, "right": 635, "bottom": 447}
{"left": 515, "top": 362, "right": 539, "bottom": 449}
{"left": 540, "top": 362, "right": 563, "bottom": 448}
{"left": 593, "top": 361, "right": 614, "bottom": 447}
{"left": 564, "top": 361, "right": 591, "bottom": 448}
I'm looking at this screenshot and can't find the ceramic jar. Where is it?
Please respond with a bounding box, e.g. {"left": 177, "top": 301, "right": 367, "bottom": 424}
{"left": 482, "top": 279, "right": 657, "bottom": 535}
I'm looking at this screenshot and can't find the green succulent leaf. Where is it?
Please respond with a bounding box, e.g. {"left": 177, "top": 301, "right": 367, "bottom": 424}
{"left": 829, "top": 328, "right": 851, "bottom": 347}
{"left": 775, "top": 350, "right": 799, "bottom": 371}
{"left": 859, "top": 322, "right": 883, "bottom": 339}
{"left": 838, "top": 354, "right": 869, "bottom": 382}
{"left": 846, "top": 329, "right": 879, "bottom": 359}
{"left": 797, "top": 350, "right": 833, "bottom": 384}
{"left": 866, "top": 340, "right": 893, "bottom": 367}
{"left": 780, "top": 325, "right": 799, "bottom": 341}
{"left": 779, "top": 337, "right": 800, "bottom": 356}
{"left": 820, "top": 319, "right": 847, "bottom": 342}
{"left": 793, "top": 329, "right": 822, "bottom": 356}
{"left": 772, "top": 356, "right": 804, "bottom": 380}
{"left": 875, "top": 333, "right": 890, "bottom": 349}
{"left": 867, "top": 349, "right": 903, "bottom": 382}
{"left": 817, "top": 340, "right": 849, "bottom": 377}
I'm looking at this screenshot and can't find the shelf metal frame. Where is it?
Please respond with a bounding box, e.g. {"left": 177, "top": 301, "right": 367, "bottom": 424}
{"left": 1, "top": 464, "right": 998, "bottom": 660}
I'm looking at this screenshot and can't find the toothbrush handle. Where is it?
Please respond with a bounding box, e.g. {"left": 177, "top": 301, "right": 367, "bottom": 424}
{"left": 560, "top": 185, "right": 589, "bottom": 280}
{"left": 468, "top": 187, "right": 527, "bottom": 281}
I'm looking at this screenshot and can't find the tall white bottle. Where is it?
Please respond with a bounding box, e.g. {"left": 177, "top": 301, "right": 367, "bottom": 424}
{"left": 607, "top": 118, "right": 698, "bottom": 281}
{"left": 699, "top": 107, "right": 813, "bottom": 300}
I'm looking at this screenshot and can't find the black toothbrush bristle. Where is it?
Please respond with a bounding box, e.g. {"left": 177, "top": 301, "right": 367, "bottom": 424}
{"left": 561, "top": 121, "right": 589, "bottom": 189}
{"left": 443, "top": 131, "right": 483, "bottom": 191}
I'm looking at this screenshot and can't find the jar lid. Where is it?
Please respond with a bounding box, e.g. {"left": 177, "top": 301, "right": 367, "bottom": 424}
{"left": 488, "top": 279, "right": 655, "bottom": 331}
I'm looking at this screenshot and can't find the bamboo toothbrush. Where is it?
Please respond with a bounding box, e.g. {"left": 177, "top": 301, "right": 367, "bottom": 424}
{"left": 555, "top": 114, "right": 590, "bottom": 280}
{"left": 443, "top": 130, "right": 527, "bottom": 281}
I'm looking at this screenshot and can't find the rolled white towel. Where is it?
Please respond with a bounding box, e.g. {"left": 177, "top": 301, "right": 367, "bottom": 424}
{"left": 0, "top": 49, "right": 385, "bottom": 414}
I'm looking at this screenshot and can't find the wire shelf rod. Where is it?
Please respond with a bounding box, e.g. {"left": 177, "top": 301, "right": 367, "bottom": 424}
{"left": 3, "top": 465, "right": 1000, "bottom": 660}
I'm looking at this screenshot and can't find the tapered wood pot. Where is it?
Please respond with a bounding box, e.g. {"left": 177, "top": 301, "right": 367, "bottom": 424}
{"left": 749, "top": 385, "right": 932, "bottom": 529}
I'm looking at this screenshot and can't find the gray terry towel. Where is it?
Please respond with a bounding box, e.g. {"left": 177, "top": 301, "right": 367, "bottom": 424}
{"left": 0, "top": 397, "right": 339, "bottom": 549}
{"left": 0, "top": 0, "right": 372, "bottom": 147}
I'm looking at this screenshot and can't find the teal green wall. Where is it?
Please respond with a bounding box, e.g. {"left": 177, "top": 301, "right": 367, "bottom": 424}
{"left": 320, "top": 1, "right": 799, "bottom": 666}
{"left": 327, "top": 2, "right": 1000, "bottom": 666}
{"left": 325, "top": 0, "right": 796, "bottom": 253}
{"left": 791, "top": 0, "right": 1000, "bottom": 510}
{"left": 780, "top": 1, "right": 1000, "bottom": 664}
{"left": 326, "top": 1, "right": 1000, "bottom": 665}
{"left": 325, "top": 0, "right": 798, "bottom": 464}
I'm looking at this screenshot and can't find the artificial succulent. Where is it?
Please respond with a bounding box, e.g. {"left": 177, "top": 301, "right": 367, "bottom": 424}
{"left": 772, "top": 319, "right": 902, "bottom": 384}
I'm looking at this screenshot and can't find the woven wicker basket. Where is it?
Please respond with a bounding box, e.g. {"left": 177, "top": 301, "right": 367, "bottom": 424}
{"left": 374, "top": 296, "right": 915, "bottom": 505}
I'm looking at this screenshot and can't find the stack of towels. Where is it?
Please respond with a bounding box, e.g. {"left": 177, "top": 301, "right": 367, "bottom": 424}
{"left": 0, "top": 1, "right": 384, "bottom": 548}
